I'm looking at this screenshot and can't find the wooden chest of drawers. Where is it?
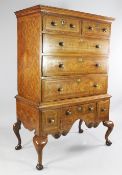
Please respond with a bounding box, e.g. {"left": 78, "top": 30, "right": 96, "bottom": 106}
{"left": 13, "top": 5, "right": 115, "bottom": 170}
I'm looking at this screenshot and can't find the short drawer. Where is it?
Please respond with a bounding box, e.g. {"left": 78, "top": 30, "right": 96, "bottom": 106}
{"left": 61, "top": 106, "right": 77, "bottom": 128}
{"left": 82, "top": 102, "right": 97, "bottom": 123}
{"left": 42, "top": 109, "right": 60, "bottom": 133}
{"left": 42, "top": 75, "right": 107, "bottom": 102}
{"left": 43, "top": 34, "right": 109, "bottom": 55}
{"left": 42, "top": 56, "right": 108, "bottom": 76}
{"left": 97, "top": 100, "right": 110, "bottom": 121}
{"left": 43, "top": 15, "right": 80, "bottom": 34}
{"left": 82, "top": 20, "right": 111, "bottom": 38}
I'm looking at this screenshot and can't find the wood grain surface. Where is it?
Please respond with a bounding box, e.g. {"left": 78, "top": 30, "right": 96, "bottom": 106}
{"left": 14, "top": 5, "right": 114, "bottom": 170}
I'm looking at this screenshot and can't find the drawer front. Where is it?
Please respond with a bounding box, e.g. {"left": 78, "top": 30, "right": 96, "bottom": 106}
{"left": 79, "top": 102, "right": 97, "bottom": 123}
{"left": 42, "top": 75, "right": 107, "bottom": 102}
{"left": 43, "top": 56, "right": 108, "bottom": 76}
{"left": 42, "top": 109, "right": 60, "bottom": 133}
{"left": 43, "top": 34, "right": 109, "bottom": 55}
{"left": 61, "top": 106, "right": 77, "bottom": 128}
{"left": 61, "top": 102, "right": 96, "bottom": 129}
{"left": 82, "top": 20, "right": 111, "bottom": 37}
{"left": 43, "top": 15, "right": 80, "bottom": 34}
{"left": 82, "top": 103, "right": 97, "bottom": 123}
{"left": 97, "top": 100, "right": 110, "bottom": 121}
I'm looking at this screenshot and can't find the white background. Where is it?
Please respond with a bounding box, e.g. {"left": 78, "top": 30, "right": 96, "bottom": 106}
{"left": 0, "top": 1, "right": 122, "bottom": 175}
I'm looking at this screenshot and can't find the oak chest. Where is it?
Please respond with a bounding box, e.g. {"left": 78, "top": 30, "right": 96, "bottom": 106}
{"left": 13, "top": 5, "right": 115, "bottom": 170}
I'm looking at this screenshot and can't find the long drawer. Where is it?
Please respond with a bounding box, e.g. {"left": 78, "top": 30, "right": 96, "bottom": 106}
{"left": 42, "top": 56, "right": 108, "bottom": 76}
{"left": 43, "top": 34, "right": 109, "bottom": 55}
{"left": 42, "top": 75, "right": 108, "bottom": 102}
{"left": 41, "top": 99, "right": 110, "bottom": 133}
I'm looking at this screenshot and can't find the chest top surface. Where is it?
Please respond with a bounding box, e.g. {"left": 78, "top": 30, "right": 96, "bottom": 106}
{"left": 15, "top": 5, "right": 115, "bottom": 22}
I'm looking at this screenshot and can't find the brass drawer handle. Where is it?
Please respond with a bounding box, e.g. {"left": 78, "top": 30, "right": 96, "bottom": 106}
{"left": 102, "top": 28, "right": 107, "bottom": 32}
{"left": 78, "top": 58, "right": 83, "bottom": 62}
{"left": 58, "top": 87, "right": 63, "bottom": 92}
{"left": 61, "top": 20, "right": 65, "bottom": 25}
{"left": 88, "top": 26, "right": 93, "bottom": 30}
{"left": 96, "top": 44, "right": 101, "bottom": 49}
{"left": 59, "top": 63, "right": 64, "bottom": 68}
{"left": 95, "top": 63, "right": 101, "bottom": 67}
{"left": 77, "top": 79, "right": 81, "bottom": 83}
{"left": 93, "top": 84, "right": 99, "bottom": 88}
{"left": 48, "top": 118, "right": 55, "bottom": 124}
{"left": 88, "top": 106, "right": 94, "bottom": 112}
{"left": 65, "top": 110, "right": 72, "bottom": 115}
{"left": 101, "top": 108, "right": 107, "bottom": 112}
{"left": 70, "top": 24, "right": 76, "bottom": 28}
{"left": 59, "top": 42, "right": 64, "bottom": 47}
{"left": 77, "top": 106, "right": 83, "bottom": 112}
{"left": 51, "top": 21, "right": 57, "bottom": 26}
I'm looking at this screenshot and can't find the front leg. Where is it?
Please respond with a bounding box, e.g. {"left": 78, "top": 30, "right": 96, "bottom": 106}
{"left": 79, "top": 119, "right": 83, "bottom": 133}
{"left": 103, "top": 121, "right": 114, "bottom": 146}
{"left": 33, "top": 135, "right": 48, "bottom": 170}
{"left": 13, "top": 119, "right": 22, "bottom": 150}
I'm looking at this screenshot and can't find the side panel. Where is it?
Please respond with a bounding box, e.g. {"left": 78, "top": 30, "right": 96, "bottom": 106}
{"left": 17, "top": 13, "right": 41, "bottom": 103}
{"left": 16, "top": 100, "right": 40, "bottom": 134}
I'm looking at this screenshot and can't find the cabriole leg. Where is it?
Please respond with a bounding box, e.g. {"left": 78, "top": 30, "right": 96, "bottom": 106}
{"left": 33, "top": 135, "right": 48, "bottom": 170}
{"left": 13, "top": 119, "right": 22, "bottom": 150}
{"left": 103, "top": 121, "right": 114, "bottom": 146}
{"left": 79, "top": 119, "right": 83, "bottom": 133}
